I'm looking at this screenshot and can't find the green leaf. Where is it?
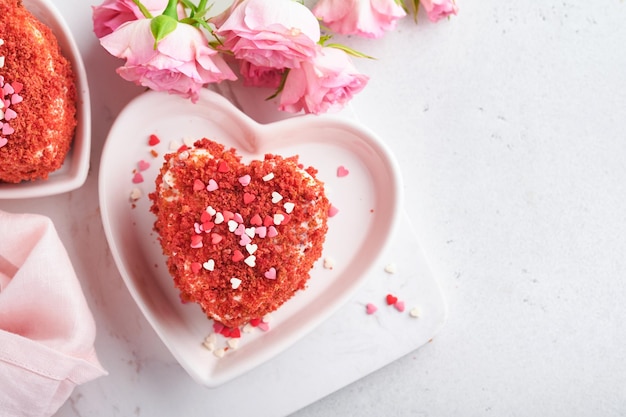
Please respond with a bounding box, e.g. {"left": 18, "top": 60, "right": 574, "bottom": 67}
{"left": 325, "top": 43, "right": 376, "bottom": 60}
{"left": 151, "top": 15, "right": 178, "bottom": 48}
{"left": 131, "top": 0, "right": 152, "bottom": 18}
{"left": 266, "top": 69, "right": 290, "bottom": 101}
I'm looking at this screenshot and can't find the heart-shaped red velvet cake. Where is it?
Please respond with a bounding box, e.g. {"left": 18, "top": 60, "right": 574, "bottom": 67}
{"left": 150, "top": 138, "right": 330, "bottom": 329}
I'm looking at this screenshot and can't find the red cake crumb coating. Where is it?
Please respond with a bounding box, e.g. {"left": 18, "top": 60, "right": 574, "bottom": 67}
{"left": 0, "top": 0, "right": 77, "bottom": 183}
{"left": 150, "top": 138, "right": 330, "bottom": 328}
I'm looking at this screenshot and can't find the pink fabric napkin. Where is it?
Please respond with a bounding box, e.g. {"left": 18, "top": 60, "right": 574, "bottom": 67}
{"left": 0, "top": 210, "right": 107, "bottom": 417}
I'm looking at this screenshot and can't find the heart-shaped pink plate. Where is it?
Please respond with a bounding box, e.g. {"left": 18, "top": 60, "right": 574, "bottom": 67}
{"left": 99, "top": 89, "right": 403, "bottom": 387}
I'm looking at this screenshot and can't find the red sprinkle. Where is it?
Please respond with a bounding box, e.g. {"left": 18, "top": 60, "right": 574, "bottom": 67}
{"left": 250, "top": 213, "right": 263, "bottom": 226}
{"left": 191, "top": 262, "right": 202, "bottom": 273}
{"left": 218, "top": 160, "right": 230, "bottom": 173}
{"left": 243, "top": 192, "right": 256, "bottom": 204}
{"left": 148, "top": 134, "right": 161, "bottom": 146}
{"left": 249, "top": 318, "right": 262, "bottom": 327}
{"left": 232, "top": 250, "right": 244, "bottom": 262}
{"left": 193, "top": 179, "right": 205, "bottom": 191}
{"left": 386, "top": 294, "right": 398, "bottom": 305}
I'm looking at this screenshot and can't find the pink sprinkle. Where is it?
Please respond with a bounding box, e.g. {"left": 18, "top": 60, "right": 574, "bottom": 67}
{"left": 2, "top": 83, "right": 14, "bottom": 95}
{"left": 194, "top": 222, "right": 203, "bottom": 234}
{"left": 328, "top": 205, "right": 339, "bottom": 217}
{"left": 137, "top": 160, "right": 150, "bottom": 171}
{"left": 394, "top": 300, "right": 405, "bottom": 312}
{"left": 193, "top": 179, "right": 205, "bottom": 191}
{"left": 267, "top": 226, "right": 278, "bottom": 238}
{"left": 0, "top": 137, "right": 7, "bottom": 148}
{"left": 257, "top": 322, "right": 270, "bottom": 332}
{"left": 337, "top": 165, "right": 349, "bottom": 177}
{"left": 206, "top": 179, "right": 219, "bottom": 191}
{"left": 223, "top": 210, "right": 235, "bottom": 221}
{"left": 239, "top": 234, "right": 252, "bottom": 246}
{"left": 2, "top": 124, "right": 14, "bottom": 135}
{"left": 256, "top": 226, "right": 267, "bottom": 238}
{"left": 3, "top": 108, "right": 16, "bottom": 121}
{"left": 233, "top": 213, "right": 244, "bottom": 223}
{"left": 211, "top": 233, "right": 223, "bottom": 244}
{"left": 238, "top": 174, "right": 251, "bottom": 186}
{"left": 132, "top": 172, "right": 144, "bottom": 184}
{"left": 264, "top": 267, "right": 277, "bottom": 279}
{"left": 366, "top": 303, "right": 377, "bottom": 315}
{"left": 234, "top": 224, "right": 245, "bottom": 236}
{"left": 11, "top": 94, "right": 22, "bottom": 105}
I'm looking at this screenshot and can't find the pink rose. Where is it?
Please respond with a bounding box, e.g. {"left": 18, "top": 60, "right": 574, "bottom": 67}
{"left": 278, "top": 47, "right": 369, "bottom": 114}
{"left": 312, "top": 0, "right": 407, "bottom": 39}
{"left": 238, "top": 61, "right": 285, "bottom": 89}
{"left": 99, "top": 19, "right": 236, "bottom": 102}
{"left": 92, "top": 0, "right": 169, "bottom": 38}
{"left": 420, "top": 0, "right": 458, "bottom": 22}
{"left": 213, "top": 0, "right": 321, "bottom": 69}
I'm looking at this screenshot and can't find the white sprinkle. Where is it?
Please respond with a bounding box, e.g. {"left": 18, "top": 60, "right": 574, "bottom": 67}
{"left": 244, "top": 255, "right": 256, "bottom": 267}
{"left": 206, "top": 205, "right": 217, "bottom": 216}
{"left": 283, "top": 202, "right": 295, "bottom": 214}
{"left": 227, "top": 338, "right": 240, "bottom": 349}
{"left": 202, "top": 333, "right": 217, "bottom": 351}
{"left": 409, "top": 307, "right": 421, "bottom": 318}
{"left": 323, "top": 257, "right": 335, "bottom": 269}
{"left": 0, "top": 57, "right": 4, "bottom": 69}
{"left": 228, "top": 220, "right": 238, "bottom": 232}
{"left": 243, "top": 323, "right": 254, "bottom": 333}
{"left": 384, "top": 263, "right": 397, "bottom": 274}
{"left": 262, "top": 172, "right": 275, "bottom": 181}
{"left": 129, "top": 188, "right": 142, "bottom": 201}
{"left": 203, "top": 259, "right": 215, "bottom": 271}
{"left": 245, "top": 243, "right": 258, "bottom": 255}
{"left": 213, "top": 348, "right": 226, "bottom": 358}
{"left": 0, "top": 39, "right": 4, "bottom": 46}
{"left": 245, "top": 227, "right": 255, "bottom": 238}
{"left": 230, "top": 277, "right": 242, "bottom": 289}
{"left": 271, "top": 191, "right": 283, "bottom": 203}
{"left": 262, "top": 313, "right": 273, "bottom": 323}
{"left": 273, "top": 214, "right": 285, "bottom": 225}
{"left": 214, "top": 212, "right": 225, "bottom": 224}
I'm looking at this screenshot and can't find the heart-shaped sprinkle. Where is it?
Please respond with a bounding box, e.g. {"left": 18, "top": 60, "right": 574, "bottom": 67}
{"left": 384, "top": 263, "right": 397, "bottom": 274}
{"left": 206, "top": 179, "right": 219, "bottom": 191}
{"left": 227, "top": 339, "right": 239, "bottom": 349}
{"left": 3, "top": 108, "right": 16, "bottom": 120}
{"left": 263, "top": 215, "right": 274, "bottom": 227}
{"left": 386, "top": 294, "right": 398, "bottom": 305}
{"left": 193, "top": 179, "right": 205, "bottom": 191}
{"left": 283, "top": 202, "right": 295, "bottom": 214}
{"left": 257, "top": 322, "right": 270, "bottom": 332}
{"left": 203, "top": 259, "right": 215, "bottom": 271}
{"left": 211, "top": 233, "right": 223, "bottom": 244}
{"left": 223, "top": 210, "right": 235, "bottom": 221}
{"left": 228, "top": 220, "right": 238, "bottom": 232}
{"left": 323, "top": 257, "right": 335, "bottom": 269}
{"left": 148, "top": 134, "right": 160, "bottom": 145}
{"left": 273, "top": 214, "right": 285, "bottom": 225}
{"left": 11, "top": 81, "right": 23, "bottom": 94}
{"left": 245, "top": 243, "right": 258, "bottom": 255}
{"left": 218, "top": 160, "right": 230, "bottom": 172}
{"left": 214, "top": 212, "right": 225, "bottom": 224}
{"left": 202, "top": 221, "right": 214, "bottom": 232}
{"left": 238, "top": 174, "right": 251, "bottom": 186}
{"left": 271, "top": 192, "right": 283, "bottom": 203}
{"left": 394, "top": 300, "right": 405, "bottom": 312}
{"left": 0, "top": 137, "right": 7, "bottom": 148}
{"left": 250, "top": 214, "right": 262, "bottom": 226}
{"left": 337, "top": 165, "right": 349, "bottom": 177}
{"left": 263, "top": 172, "right": 275, "bottom": 181}
{"left": 244, "top": 255, "right": 256, "bottom": 267}
{"left": 245, "top": 227, "right": 255, "bottom": 238}
{"left": 200, "top": 211, "right": 212, "bottom": 223}
{"left": 243, "top": 192, "right": 256, "bottom": 204}
{"left": 234, "top": 223, "right": 245, "bottom": 236}
{"left": 191, "top": 262, "right": 202, "bottom": 273}
{"left": 194, "top": 222, "right": 203, "bottom": 234}
{"left": 138, "top": 160, "right": 150, "bottom": 171}
{"left": 328, "top": 205, "right": 339, "bottom": 217}
{"left": 190, "top": 235, "right": 203, "bottom": 248}
{"left": 11, "top": 94, "right": 22, "bottom": 105}
{"left": 206, "top": 205, "right": 217, "bottom": 216}
{"left": 256, "top": 226, "right": 267, "bottom": 238}
{"left": 233, "top": 213, "right": 244, "bottom": 223}
{"left": 365, "top": 303, "right": 377, "bottom": 314}
{"left": 409, "top": 307, "right": 421, "bottom": 318}
{"left": 232, "top": 250, "right": 244, "bottom": 262}
{"left": 264, "top": 267, "right": 277, "bottom": 279}
{"left": 239, "top": 234, "right": 252, "bottom": 246}
{"left": 230, "top": 277, "right": 242, "bottom": 289}
{"left": 267, "top": 226, "right": 278, "bottom": 238}
{"left": 132, "top": 172, "right": 144, "bottom": 184}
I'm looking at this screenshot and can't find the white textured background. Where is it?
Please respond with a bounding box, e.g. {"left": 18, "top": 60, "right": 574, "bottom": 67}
{"left": 3, "top": 0, "right": 626, "bottom": 416}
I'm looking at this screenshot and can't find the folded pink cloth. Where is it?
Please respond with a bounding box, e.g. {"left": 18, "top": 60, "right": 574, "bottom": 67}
{"left": 0, "top": 210, "right": 107, "bottom": 417}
